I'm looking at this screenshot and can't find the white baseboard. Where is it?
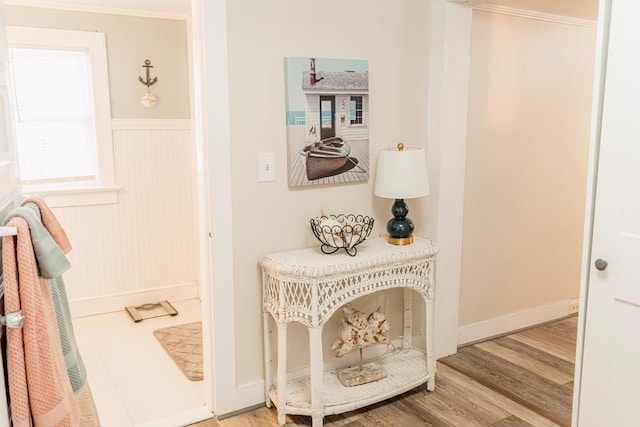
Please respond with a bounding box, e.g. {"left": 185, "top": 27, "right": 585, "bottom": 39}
{"left": 216, "top": 380, "right": 266, "bottom": 419}
{"left": 457, "top": 299, "right": 579, "bottom": 346}
{"left": 69, "top": 282, "right": 199, "bottom": 318}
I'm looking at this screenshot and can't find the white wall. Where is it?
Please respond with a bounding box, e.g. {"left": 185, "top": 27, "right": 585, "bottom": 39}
{"left": 222, "top": 0, "right": 432, "bottom": 386}
{"left": 458, "top": 10, "right": 596, "bottom": 340}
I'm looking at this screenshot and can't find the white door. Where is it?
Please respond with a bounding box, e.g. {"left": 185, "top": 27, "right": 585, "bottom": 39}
{"left": 0, "top": 0, "right": 19, "bottom": 211}
{"left": 577, "top": 0, "right": 640, "bottom": 425}
{"left": 0, "top": 0, "right": 21, "bottom": 423}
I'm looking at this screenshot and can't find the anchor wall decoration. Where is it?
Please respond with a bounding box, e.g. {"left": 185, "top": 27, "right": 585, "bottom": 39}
{"left": 139, "top": 59, "right": 158, "bottom": 107}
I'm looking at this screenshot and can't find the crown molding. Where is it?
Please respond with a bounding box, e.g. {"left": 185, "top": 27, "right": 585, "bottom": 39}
{"left": 472, "top": 3, "right": 597, "bottom": 28}
{"left": 4, "top": 0, "right": 189, "bottom": 20}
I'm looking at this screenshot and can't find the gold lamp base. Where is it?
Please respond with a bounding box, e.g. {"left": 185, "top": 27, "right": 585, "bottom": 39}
{"left": 387, "top": 235, "right": 414, "bottom": 246}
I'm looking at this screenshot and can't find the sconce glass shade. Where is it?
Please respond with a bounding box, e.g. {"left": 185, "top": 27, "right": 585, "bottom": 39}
{"left": 374, "top": 145, "right": 429, "bottom": 199}
{"left": 374, "top": 144, "right": 429, "bottom": 245}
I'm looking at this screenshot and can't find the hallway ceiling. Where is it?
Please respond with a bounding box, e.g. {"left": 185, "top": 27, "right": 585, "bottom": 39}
{"left": 5, "top": 1, "right": 599, "bottom": 22}
{"left": 6, "top": 1, "right": 598, "bottom": 22}
{"left": 459, "top": 0, "right": 598, "bottom": 21}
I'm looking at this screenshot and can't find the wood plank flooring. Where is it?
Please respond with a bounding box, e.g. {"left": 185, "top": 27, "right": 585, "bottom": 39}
{"left": 189, "top": 316, "right": 577, "bottom": 427}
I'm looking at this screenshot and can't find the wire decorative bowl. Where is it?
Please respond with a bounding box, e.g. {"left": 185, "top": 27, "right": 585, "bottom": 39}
{"left": 310, "top": 214, "right": 374, "bottom": 256}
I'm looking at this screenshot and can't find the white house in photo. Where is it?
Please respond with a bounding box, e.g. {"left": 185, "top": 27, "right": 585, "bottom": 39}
{"left": 301, "top": 59, "right": 369, "bottom": 143}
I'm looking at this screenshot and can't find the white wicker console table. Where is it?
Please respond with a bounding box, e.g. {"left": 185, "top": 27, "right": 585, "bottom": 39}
{"left": 260, "top": 236, "right": 438, "bottom": 427}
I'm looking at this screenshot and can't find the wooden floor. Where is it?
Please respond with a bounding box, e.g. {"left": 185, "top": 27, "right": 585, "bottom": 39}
{"left": 189, "top": 316, "right": 577, "bottom": 427}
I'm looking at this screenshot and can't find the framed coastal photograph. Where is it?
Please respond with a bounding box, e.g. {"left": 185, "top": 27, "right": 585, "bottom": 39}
{"left": 284, "top": 57, "right": 369, "bottom": 187}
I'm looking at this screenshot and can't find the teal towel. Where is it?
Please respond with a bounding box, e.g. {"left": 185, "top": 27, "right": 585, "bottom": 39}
{"left": 2, "top": 204, "right": 71, "bottom": 279}
{"left": 48, "top": 275, "right": 87, "bottom": 393}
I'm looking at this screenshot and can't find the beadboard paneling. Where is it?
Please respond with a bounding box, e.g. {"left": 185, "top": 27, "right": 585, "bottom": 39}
{"left": 51, "top": 123, "right": 198, "bottom": 314}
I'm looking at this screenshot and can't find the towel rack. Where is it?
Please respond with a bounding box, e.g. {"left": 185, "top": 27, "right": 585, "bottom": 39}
{"left": 0, "top": 226, "right": 17, "bottom": 237}
{"left": 0, "top": 207, "right": 24, "bottom": 328}
{"left": 0, "top": 226, "right": 24, "bottom": 328}
{"left": 1, "top": 225, "right": 25, "bottom": 327}
{"left": 0, "top": 310, "right": 25, "bottom": 329}
{"left": 1, "top": 217, "right": 26, "bottom": 327}
{"left": 0, "top": 274, "right": 24, "bottom": 330}
{"left": 0, "top": 226, "right": 22, "bottom": 327}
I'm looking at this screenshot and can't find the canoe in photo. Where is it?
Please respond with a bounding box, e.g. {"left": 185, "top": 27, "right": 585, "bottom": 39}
{"left": 300, "top": 137, "right": 352, "bottom": 180}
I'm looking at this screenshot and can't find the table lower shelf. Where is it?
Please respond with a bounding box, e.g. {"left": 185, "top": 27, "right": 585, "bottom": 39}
{"left": 268, "top": 348, "right": 433, "bottom": 417}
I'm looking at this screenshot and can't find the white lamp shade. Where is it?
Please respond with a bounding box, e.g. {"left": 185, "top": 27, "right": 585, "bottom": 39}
{"left": 374, "top": 146, "right": 430, "bottom": 199}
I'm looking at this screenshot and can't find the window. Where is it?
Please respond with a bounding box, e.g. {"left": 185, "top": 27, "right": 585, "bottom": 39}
{"left": 350, "top": 96, "right": 363, "bottom": 125}
{"left": 7, "top": 27, "right": 117, "bottom": 207}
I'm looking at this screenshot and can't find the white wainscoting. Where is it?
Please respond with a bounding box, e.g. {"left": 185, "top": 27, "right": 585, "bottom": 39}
{"left": 51, "top": 119, "right": 199, "bottom": 316}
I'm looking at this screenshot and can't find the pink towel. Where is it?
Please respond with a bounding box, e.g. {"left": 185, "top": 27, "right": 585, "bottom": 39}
{"left": 2, "top": 217, "right": 80, "bottom": 426}
{"left": 21, "top": 196, "right": 72, "bottom": 253}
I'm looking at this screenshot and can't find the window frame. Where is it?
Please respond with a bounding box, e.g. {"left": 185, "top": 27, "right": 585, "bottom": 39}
{"left": 7, "top": 26, "right": 118, "bottom": 207}
{"left": 350, "top": 95, "right": 364, "bottom": 126}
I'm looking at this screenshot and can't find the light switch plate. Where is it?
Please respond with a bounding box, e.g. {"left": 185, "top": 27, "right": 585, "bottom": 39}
{"left": 258, "top": 153, "right": 275, "bottom": 182}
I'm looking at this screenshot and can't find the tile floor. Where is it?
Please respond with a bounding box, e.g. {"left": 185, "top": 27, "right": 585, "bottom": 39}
{"left": 72, "top": 299, "right": 210, "bottom": 426}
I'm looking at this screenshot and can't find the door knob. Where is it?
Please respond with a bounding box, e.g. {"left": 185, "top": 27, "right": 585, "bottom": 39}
{"left": 595, "top": 259, "right": 608, "bottom": 271}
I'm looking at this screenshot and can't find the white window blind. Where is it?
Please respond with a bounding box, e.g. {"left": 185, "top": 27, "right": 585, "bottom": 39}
{"left": 11, "top": 47, "right": 98, "bottom": 184}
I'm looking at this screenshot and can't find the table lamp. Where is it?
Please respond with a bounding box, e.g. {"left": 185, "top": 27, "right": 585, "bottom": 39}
{"left": 374, "top": 143, "right": 429, "bottom": 245}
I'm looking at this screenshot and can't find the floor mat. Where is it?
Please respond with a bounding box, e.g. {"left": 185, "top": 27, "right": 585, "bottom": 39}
{"left": 153, "top": 321, "right": 203, "bottom": 381}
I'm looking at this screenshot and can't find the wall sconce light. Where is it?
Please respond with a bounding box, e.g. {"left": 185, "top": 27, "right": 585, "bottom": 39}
{"left": 139, "top": 59, "right": 158, "bottom": 108}
{"left": 374, "top": 143, "right": 430, "bottom": 245}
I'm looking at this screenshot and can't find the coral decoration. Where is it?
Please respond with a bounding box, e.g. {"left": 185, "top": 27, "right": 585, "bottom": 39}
{"left": 331, "top": 304, "right": 390, "bottom": 357}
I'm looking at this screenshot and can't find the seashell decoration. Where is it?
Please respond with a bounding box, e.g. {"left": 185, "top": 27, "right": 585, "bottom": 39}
{"left": 141, "top": 90, "right": 157, "bottom": 108}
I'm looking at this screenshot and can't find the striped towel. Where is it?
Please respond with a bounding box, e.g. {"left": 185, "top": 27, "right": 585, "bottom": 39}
{"left": 20, "top": 197, "right": 88, "bottom": 394}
